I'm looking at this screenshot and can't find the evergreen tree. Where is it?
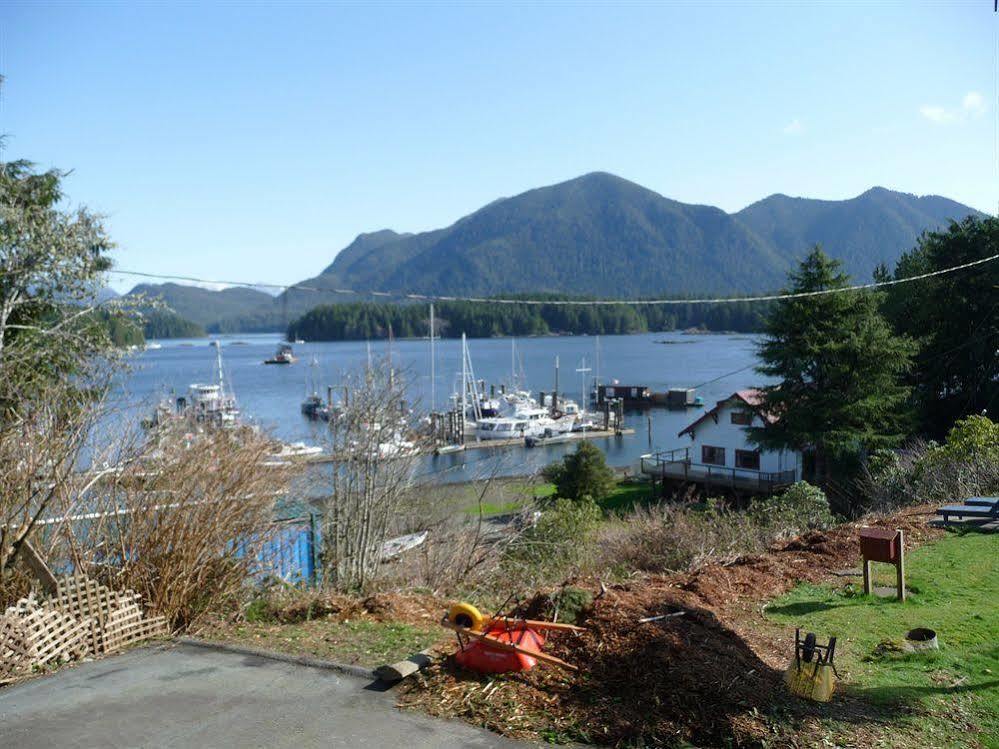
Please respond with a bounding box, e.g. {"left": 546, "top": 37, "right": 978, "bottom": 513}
{"left": 750, "top": 246, "right": 915, "bottom": 486}
{"left": 542, "top": 441, "right": 616, "bottom": 503}
{"left": 881, "top": 217, "right": 999, "bottom": 437}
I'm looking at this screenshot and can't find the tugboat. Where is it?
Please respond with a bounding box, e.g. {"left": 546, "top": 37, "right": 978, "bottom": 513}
{"left": 264, "top": 343, "right": 296, "bottom": 365}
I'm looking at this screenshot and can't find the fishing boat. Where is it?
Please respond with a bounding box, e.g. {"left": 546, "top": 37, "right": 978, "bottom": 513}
{"left": 181, "top": 344, "right": 240, "bottom": 427}
{"left": 264, "top": 343, "right": 296, "bottom": 364}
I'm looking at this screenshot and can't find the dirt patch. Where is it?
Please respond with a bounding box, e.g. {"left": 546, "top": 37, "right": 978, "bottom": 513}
{"left": 401, "top": 505, "right": 943, "bottom": 746}
{"left": 677, "top": 504, "right": 940, "bottom": 611}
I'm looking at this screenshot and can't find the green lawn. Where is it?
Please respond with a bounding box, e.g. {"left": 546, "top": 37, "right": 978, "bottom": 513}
{"left": 461, "top": 479, "right": 654, "bottom": 517}
{"left": 598, "top": 480, "right": 654, "bottom": 514}
{"left": 766, "top": 531, "right": 999, "bottom": 748}
{"left": 211, "top": 619, "right": 442, "bottom": 667}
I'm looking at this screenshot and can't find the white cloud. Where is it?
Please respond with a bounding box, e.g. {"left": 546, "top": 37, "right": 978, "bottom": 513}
{"left": 920, "top": 91, "right": 987, "bottom": 124}
{"left": 782, "top": 118, "right": 804, "bottom": 135}
{"left": 919, "top": 105, "right": 955, "bottom": 124}
{"left": 962, "top": 91, "right": 986, "bottom": 115}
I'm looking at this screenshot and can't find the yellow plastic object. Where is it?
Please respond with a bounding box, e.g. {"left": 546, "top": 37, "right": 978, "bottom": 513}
{"left": 784, "top": 660, "right": 836, "bottom": 702}
{"left": 447, "top": 602, "right": 485, "bottom": 632}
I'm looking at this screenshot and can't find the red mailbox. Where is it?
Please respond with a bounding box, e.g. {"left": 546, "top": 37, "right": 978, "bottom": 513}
{"left": 859, "top": 528, "right": 900, "bottom": 564}
{"left": 859, "top": 527, "right": 906, "bottom": 601}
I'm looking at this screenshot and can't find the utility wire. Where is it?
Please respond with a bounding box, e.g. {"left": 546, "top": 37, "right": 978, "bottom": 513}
{"left": 111, "top": 250, "right": 999, "bottom": 307}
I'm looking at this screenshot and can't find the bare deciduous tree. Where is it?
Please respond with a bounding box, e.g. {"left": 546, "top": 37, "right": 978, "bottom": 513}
{"left": 321, "top": 364, "right": 424, "bottom": 592}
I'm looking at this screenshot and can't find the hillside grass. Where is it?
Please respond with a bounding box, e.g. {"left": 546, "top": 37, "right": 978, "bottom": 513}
{"left": 766, "top": 530, "right": 999, "bottom": 748}
{"left": 460, "top": 479, "right": 652, "bottom": 517}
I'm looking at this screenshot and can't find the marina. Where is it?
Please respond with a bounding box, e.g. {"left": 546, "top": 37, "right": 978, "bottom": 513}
{"left": 115, "top": 331, "right": 769, "bottom": 480}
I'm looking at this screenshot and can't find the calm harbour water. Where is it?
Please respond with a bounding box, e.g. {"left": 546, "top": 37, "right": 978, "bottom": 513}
{"left": 115, "top": 331, "right": 770, "bottom": 482}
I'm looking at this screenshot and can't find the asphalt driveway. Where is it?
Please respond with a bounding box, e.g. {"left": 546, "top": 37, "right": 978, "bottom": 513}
{"left": 0, "top": 643, "right": 524, "bottom": 748}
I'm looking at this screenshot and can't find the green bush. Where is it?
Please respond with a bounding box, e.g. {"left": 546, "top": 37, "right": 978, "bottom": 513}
{"left": 863, "top": 415, "right": 999, "bottom": 510}
{"left": 929, "top": 415, "right": 999, "bottom": 465}
{"left": 542, "top": 442, "right": 616, "bottom": 503}
{"left": 503, "top": 496, "right": 602, "bottom": 583}
{"left": 750, "top": 481, "right": 835, "bottom": 537}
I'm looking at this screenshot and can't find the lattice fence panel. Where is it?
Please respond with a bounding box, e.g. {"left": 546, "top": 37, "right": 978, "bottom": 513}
{"left": 1, "top": 574, "right": 169, "bottom": 678}
{"left": 5, "top": 597, "right": 90, "bottom": 665}
{"left": 101, "top": 602, "right": 168, "bottom": 654}
{"left": 0, "top": 615, "right": 36, "bottom": 680}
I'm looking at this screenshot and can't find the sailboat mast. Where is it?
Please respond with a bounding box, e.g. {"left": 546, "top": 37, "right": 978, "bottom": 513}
{"left": 510, "top": 337, "right": 515, "bottom": 389}
{"left": 460, "top": 333, "right": 467, "bottom": 441}
{"left": 553, "top": 355, "right": 559, "bottom": 413}
{"left": 595, "top": 336, "right": 601, "bottom": 386}
{"left": 216, "top": 343, "right": 225, "bottom": 397}
{"left": 429, "top": 303, "right": 436, "bottom": 413}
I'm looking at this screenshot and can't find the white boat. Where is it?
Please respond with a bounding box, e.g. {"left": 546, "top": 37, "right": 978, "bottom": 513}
{"left": 144, "top": 342, "right": 162, "bottom": 350}
{"left": 185, "top": 383, "right": 240, "bottom": 427}
{"left": 376, "top": 436, "right": 418, "bottom": 459}
{"left": 475, "top": 417, "right": 537, "bottom": 440}
{"left": 270, "top": 441, "right": 323, "bottom": 459}
{"left": 382, "top": 531, "right": 428, "bottom": 560}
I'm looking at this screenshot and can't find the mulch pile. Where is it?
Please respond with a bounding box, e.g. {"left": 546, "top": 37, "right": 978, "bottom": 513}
{"left": 401, "top": 505, "right": 943, "bottom": 746}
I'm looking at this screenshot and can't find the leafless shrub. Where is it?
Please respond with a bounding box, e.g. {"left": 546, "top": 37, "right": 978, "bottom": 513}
{"left": 0, "top": 389, "right": 297, "bottom": 628}
{"left": 42, "top": 427, "right": 295, "bottom": 629}
{"left": 0, "top": 378, "right": 115, "bottom": 605}
{"left": 596, "top": 501, "right": 766, "bottom": 574}
{"left": 861, "top": 438, "right": 999, "bottom": 512}
{"left": 320, "top": 363, "right": 426, "bottom": 592}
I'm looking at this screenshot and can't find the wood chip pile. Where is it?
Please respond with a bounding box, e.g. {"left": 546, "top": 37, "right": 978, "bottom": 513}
{"left": 0, "top": 574, "right": 169, "bottom": 681}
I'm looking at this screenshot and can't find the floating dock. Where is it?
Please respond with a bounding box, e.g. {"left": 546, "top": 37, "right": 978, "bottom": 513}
{"left": 460, "top": 427, "right": 634, "bottom": 452}
{"left": 303, "top": 427, "right": 634, "bottom": 463}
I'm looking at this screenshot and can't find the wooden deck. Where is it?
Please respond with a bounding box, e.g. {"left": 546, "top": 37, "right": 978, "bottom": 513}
{"left": 640, "top": 449, "right": 796, "bottom": 494}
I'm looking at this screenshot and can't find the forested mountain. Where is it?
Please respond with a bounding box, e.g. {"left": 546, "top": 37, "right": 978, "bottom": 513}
{"left": 125, "top": 282, "right": 274, "bottom": 330}
{"left": 288, "top": 297, "right": 773, "bottom": 342}
{"left": 310, "top": 173, "right": 982, "bottom": 300}
{"left": 142, "top": 310, "right": 206, "bottom": 339}
{"left": 126, "top": 173, "right": 983, "bottom": 335}
{"left": 734, "top": 187, "right": 982, "bottom": 280}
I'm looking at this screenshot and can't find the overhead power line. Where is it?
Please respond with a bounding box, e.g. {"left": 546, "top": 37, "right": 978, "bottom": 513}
{"left": 112, "top": 251, "right": 999, "bottom": 307}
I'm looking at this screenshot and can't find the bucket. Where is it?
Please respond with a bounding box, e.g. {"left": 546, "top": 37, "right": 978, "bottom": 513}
{"left": 904, "top": 628, "right": 939, "bottom": 652}
{"left": 784, "top": 660, "right": 836, "bottom": 702}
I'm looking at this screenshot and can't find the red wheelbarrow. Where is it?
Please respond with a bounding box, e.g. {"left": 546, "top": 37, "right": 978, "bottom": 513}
{"left": 441, "top": 602, "right": 585, "bottom": 673}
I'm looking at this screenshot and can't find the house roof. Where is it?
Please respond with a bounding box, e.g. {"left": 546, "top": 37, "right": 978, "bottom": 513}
{"left": 678, "top": 388, "right": 776, "bottom": 437}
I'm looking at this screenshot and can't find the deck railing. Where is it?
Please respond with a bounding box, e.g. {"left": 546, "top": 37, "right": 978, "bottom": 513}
{"left": 640, "top": 448, "right": 797, "bottom": 493}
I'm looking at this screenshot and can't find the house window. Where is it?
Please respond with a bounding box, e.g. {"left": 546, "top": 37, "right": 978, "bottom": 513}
{"left": 702, "top": 446, "right": 725, "bottom": 465}
{"left": 731, "top": 411, "right": 752, "bottom": 426}
{"left": 735, "top": 449, "right": 761, "bottom": 470}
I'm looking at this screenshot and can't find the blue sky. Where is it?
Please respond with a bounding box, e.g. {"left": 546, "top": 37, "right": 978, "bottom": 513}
{"left": 1, "top": 2, "right": 994, "bottom": 292}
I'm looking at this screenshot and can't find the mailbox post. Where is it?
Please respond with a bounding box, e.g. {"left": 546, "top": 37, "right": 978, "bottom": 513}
{"left": 859, "top": 527, "right": 905, "bottom": 601}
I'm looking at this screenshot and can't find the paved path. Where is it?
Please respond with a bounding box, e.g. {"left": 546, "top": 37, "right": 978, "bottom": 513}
{"left": 0, "top": 643, "right": 525, "bottom": 748}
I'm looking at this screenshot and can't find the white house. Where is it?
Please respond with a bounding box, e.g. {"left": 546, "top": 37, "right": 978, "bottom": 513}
{"left": 640, "top": 389, "right": 801, "bottom": 493}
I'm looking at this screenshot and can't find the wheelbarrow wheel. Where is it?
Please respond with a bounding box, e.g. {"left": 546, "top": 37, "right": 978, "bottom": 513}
{"left": 802, "top": 632, "right": 817, "bottom": 662}
{"left": 448, "top": 602, "right": 485, "bottom": 631}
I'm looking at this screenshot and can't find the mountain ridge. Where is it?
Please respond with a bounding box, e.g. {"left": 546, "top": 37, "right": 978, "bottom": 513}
{"left": 125, "top": 173, "right": 984, "bottom": 333}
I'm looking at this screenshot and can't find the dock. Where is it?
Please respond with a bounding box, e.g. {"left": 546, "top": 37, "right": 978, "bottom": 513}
{"left": 460, "top": 427, "right": 634, "bottom": 452}
{"left": 303, "top": 427, "right": 634, "bottom": 463}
